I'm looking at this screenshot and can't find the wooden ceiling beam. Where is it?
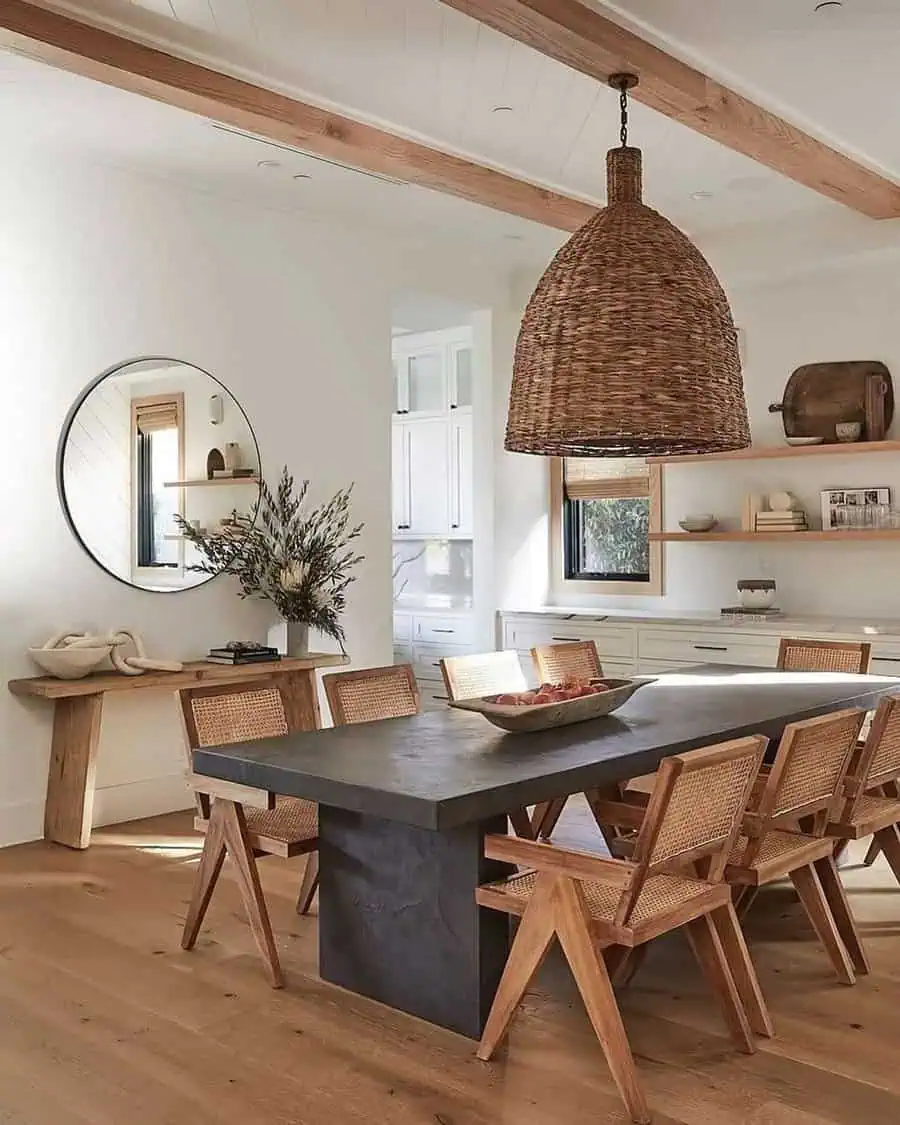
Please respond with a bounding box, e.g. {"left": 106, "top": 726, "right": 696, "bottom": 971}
{"left": 0, "top": 0, "right": 596, "bottom": 233}
{"left": 438, "top": 0, "right": 900, "bottom": 220}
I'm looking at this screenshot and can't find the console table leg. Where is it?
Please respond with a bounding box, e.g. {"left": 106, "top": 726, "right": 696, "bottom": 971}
{"left": 44, "top": 693, "right": 104, "bottom": 849}
{"left": 279, "top": 669, "right": 322, "bottom": 731}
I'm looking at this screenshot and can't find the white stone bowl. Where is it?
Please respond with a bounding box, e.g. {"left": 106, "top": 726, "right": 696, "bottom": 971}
{"left": 29, "top": 644, "right": 112, "bottom": 679}
{"left": 679, "top": 514, "right": 718, "bottom": 533}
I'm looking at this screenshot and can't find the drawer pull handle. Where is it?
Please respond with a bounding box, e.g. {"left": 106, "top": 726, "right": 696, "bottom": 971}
{"left": 693, "top": 644, "right": 728, "bottom": 652}
{"left": 551, "top": 635, "right": 581, "bottom": 642}
{"left": 432, "top": 662, "right": 442, "bottom": 667}
{"left": 431, "top": 694, "right": 449, "bottom": 701}
{"left": 432, "top": 628, "right": 455, "bottom": 634}
{"left": 875, "top": 657, "right": 900, "bottom": 664}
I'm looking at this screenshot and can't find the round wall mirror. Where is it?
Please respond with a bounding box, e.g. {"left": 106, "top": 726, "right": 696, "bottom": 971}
{"left": 58, "top": 357, "right": 261, "bottom": 592}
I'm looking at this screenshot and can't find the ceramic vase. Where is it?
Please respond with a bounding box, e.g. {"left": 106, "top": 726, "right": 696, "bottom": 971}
{"left": 267, "top": 620, "right": 309, "bottom": 657}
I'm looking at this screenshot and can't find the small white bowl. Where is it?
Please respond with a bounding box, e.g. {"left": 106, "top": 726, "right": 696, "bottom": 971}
{"left": 29, "top": 645, "right": 112, "bottom": 679}
{"left": 739, "top": 589, "right": 777, "bottom": 611}
{"left": 679, "top": 514, "right": 718, "bottom": 533}
{"left": 784, "top": 436, "right": 824, "bottom": 447}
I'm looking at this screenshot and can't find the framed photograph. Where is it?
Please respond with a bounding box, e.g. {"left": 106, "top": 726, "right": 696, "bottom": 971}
{"left": 820, "top": 487, "right": 891, "bottom": 530}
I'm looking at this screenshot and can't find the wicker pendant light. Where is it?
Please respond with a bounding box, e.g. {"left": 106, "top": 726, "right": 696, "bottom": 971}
{"left": 505, "top": 75, "right": 750, "bottom": 458}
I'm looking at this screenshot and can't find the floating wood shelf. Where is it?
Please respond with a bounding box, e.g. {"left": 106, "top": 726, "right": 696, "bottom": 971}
{"left": 646, "top": 439, "right": 900, "bottom": 466}
{"left": 651, "top": 530, "right": 900, "bottom": 543}
{"left": 163, "top": 476, "right": 259, "bottom": 488}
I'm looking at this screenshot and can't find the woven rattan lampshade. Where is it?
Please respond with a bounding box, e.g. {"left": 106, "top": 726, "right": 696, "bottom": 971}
{"left": 506, "top": 122, "right": 751, "bottom": 457}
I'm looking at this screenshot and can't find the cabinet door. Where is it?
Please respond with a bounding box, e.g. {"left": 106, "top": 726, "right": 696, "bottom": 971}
{"left": 404, "top": 348, "right": 446, "bottom": 414}
{"left": 407, "top": 419, "right": 450, "bottom": 534}
{"left": 448, "top": 344, "right": 473, "bottom": 410}
{"left": 393, "top": 358, "right": 408, "bottom": 414}
{"left": 449, "top": 414, "right": 473, "bottom": 536}
{"left": 391, "top": 422, "right": 410, "bottom": 532}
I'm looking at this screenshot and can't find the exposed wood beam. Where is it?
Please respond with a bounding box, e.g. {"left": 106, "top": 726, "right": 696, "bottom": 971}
{"left": 438, "top": 0, "right": 900, "bottom": 220}
{"left": 0, "top": 0, "right": 596, "bottom": 234}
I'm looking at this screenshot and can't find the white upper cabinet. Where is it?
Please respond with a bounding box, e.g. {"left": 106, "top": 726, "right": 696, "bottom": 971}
{"left": 450, "top": 413, "right": 473, "bottom": 536}
{"left": 392, "top": 327, "right": 474, "bottom": 539}
{"left": 393, "top": 328, "right": 472, "bottom": 417}
{"left": 448, "top": 343, "right": 473, "bottom": 411}
{"left": 391, "top": 422, "right": 410, "bottom": 532}
{"left": 406, "top": 418, "right": 451, "bottom": 535}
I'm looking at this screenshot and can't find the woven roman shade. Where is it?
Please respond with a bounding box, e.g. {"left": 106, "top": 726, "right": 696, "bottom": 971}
{"left": 564, "top": 457, "right": 649, "bottom": 501}
{"left": 135, "top": 399, "right": 179, "bottom": 433}
{"left": 505, "top": 78, "right": 750, "bottom": 459}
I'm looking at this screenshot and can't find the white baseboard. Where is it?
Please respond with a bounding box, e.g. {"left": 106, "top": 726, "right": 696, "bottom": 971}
{"left": 0, "top": 773, "right": 194, "bottom": 849}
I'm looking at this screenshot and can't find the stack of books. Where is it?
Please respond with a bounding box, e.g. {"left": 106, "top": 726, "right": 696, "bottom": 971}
{"left": 206, "top": 643, "right": 280, "bottom": 665}
{"left": 755, "top": 510, "right": 808, "bottom": 533}
{"left": 720, "top": 606, "right": 784, "bottom": 623}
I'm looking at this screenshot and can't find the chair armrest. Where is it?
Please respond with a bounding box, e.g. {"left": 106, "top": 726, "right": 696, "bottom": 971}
{"left": 186, "top": 772, "right": 275, "bottom": 810}
{"left": 483, "top": 834, "right": 635, "bottom": 887}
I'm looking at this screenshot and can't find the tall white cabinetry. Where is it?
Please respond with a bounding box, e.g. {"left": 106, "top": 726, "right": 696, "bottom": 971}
{"left": 392, "top": 328, "right": 473, "bottom": 539}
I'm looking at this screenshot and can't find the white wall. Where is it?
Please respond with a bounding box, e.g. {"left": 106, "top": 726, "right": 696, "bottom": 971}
{"left": 493, "top": 244, "right": 900, "bottom": 621}
{"left": 1, "top": 153, "right": 510, "bottom": 847}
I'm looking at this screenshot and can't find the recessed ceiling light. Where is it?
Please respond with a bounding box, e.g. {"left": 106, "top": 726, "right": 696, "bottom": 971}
{"left": 492, "top": 105, "right": 514, "bottom": 114}
{"left": 293, "top": 173, "right": 311, "bottom": 181}
{"left": 814, "top": 1, "right": 843, "bottom": 11}
{"left": 689, "top": 190, "right": 714, "bottom": 201}
{"left": 257, "top": 159, "right": 281, "bottom": 169}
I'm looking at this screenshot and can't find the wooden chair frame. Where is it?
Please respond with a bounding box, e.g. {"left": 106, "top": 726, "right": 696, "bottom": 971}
{"left": 179, "top": 678, "right": 320, "bottom": 988}
{"left": 725, "top": 708, "right": 868, "bottom": 984}
{"left": 476, "top": 737, "right": 768, "bottom": 1125}
{"left": 828, "top": 694, "right": 900, "bottom": 883}
{"left": 777, "top": 637, "right": 872, "bottom": 674}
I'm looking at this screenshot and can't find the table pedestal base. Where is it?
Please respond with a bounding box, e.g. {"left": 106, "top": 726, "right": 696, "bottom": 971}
{"left": 318, "top": 805, "right": 509, "bottom": 1039}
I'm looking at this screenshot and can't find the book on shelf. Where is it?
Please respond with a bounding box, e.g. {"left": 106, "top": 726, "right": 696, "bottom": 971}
{"left": 720, "top": 606, "right": 784, "bottom": 621}
{"left": 206, "top": 651, "right": 281, "bottom": 665}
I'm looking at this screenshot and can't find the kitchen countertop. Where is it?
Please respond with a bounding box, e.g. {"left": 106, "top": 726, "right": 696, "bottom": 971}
{"left": 502, "top": 605, "right": 900, "bottom": 637}
{"left": 394, "top": 596, "right": 473, "bottom": 614}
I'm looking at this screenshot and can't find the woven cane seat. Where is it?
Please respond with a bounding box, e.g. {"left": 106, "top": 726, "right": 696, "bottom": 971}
{"left": 245, "top": 797, "right": 318, "bottom": 844}
{"left": 845, "top": 793, "right": 900, "bottom": 834}
{"left": 727, "top": 829, "right": 831, "bottom": 871}
{"left": 483, "top": 869, "right": 718, "bottom": 929}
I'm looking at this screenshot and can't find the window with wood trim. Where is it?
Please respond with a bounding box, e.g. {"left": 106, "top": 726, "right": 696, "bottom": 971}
{"left": 551, "top": 457, "right": 662, "bottom": 595}
{"left": 133, "top": 395, "right": 183, "bottom": 570}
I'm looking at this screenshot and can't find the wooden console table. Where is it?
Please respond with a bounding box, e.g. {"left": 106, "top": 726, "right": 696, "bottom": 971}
{"left": 8, "top": 654, "right": 348, "bottom": 849}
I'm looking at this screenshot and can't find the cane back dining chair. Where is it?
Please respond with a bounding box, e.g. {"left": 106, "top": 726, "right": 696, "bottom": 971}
{"left": 305, "top": 663, "right": 423, "bottom": 904}
{"left": 777, "top": 636, "right": 878, "bottom": 868}
{"left": 179, "top": 678, "right": 320, "bottom": 988}
{"left": 531, "top": 640, "right": 651, "bottom": 843}
{"left": 827, "top": 693, "right": 900, "bottom": 885}
{"left": 475, "top": 736, "right": 769, "bottom": 1125}
{"left": 440, "top": 651, "right": 536, "bottom": 839}
{"left": 777, "top": 637, "right": 872, "bottom": 674}
{"left": 532, "top": 639, "right": 603, "bottom": 685}
{"left": 724, "top": 708, "right": 868, "bottom": 984}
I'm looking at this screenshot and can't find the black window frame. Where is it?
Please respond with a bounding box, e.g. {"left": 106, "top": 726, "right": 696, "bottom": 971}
{"left": 563, "top": 494, "right": 652, "bottom": 584}
{"left": 135, "top": 428, "right": 177, "bottom": 570}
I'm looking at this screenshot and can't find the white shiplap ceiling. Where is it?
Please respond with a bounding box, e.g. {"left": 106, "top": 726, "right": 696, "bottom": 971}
{"left": 4, "top": 0, "right": 899, "bottom": 262}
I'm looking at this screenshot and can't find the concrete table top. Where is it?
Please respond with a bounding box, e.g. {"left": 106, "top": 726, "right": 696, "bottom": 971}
{"left": 193, "top": 665, "right": 900, "bottom": 831}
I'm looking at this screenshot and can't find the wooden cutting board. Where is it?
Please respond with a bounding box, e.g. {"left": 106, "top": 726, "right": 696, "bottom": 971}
{"left": 768, "top": 361, "right": 893, "bottom": 442}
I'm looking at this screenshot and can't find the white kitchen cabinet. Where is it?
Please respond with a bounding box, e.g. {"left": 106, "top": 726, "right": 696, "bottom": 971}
{"left": 391, "top": 424, "right": 410, "bottom": 532}
{"left": 407, "top": 418, "right": 450, "bottom": 535}
{"left": 393, "top": 328, "right": 472, "bottom": 417}
{"left": 449, "top": 343, "right": 473, "bottom": 410}
{"left": 449, "top": 414, "right": 473, "bottom": 537}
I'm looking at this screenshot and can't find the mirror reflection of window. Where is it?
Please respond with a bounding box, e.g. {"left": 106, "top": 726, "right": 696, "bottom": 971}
{"left": 59, "top": 357, "right": 261, "bottom": 592}
{"left": 133, "top": 396, "right": 183, "bottom": 569}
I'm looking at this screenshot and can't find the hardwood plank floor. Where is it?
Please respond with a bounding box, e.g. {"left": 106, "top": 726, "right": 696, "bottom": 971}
{"left": 0, "top": 802, "right": 897, "bottom": 1124}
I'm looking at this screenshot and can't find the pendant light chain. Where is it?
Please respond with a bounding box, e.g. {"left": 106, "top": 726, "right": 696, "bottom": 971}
{"left": 619, "top": 80, "right": 629, "bottom": 147}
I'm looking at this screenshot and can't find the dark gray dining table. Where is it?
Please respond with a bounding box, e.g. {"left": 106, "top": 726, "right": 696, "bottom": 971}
{"left": 192, "top": 663, "right": 900, "bottom": 1038}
